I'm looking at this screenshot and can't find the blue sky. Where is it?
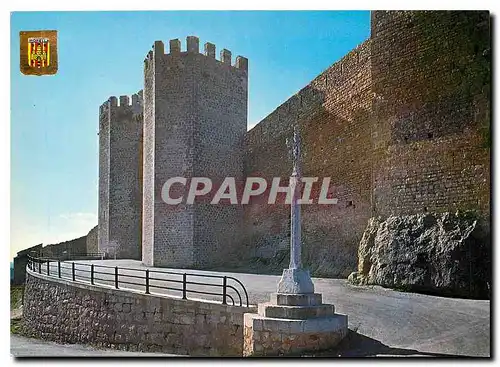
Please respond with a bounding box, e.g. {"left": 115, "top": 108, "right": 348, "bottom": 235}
{"left": 10, "top": 11, "right": 370, "bottom": 259}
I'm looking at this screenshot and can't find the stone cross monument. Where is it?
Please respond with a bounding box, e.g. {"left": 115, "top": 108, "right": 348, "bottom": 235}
{"left": 243, "top": 124, "right": 348, "bottom": 357}
{"left": 277, "top": 125, "right": 314, "bottom": 294}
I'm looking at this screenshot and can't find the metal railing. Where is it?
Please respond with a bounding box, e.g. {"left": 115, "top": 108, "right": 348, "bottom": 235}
{"left": 39, "top": 252, "right": 106, "bottom": 261}
{"left": 26, "top": 255, "right": 249, "bottom": 307}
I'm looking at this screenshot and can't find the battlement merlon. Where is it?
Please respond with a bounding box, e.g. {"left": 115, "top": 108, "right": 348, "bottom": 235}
{"left": 205, "top": 42, "right": 216, "bottom": 58}
{"left": 100, "top": 92, "right": 144, "bottom": 113}
{"left": 187, "top": 36, "right": 199, "bottom": 53}
{"left": 132, "top": 90, "right": 144, "bottom": 105}
{"left": 145, "top": 36, "right": 248, "bottom": 70}
{"left": 169, "top": 39, "right": 180, "bottom": 53}
{"left": 235, "top": 56, "right": 248, "bottom": 71}
{"left": 144, "top": 50, "right": 154, "bottom": 68}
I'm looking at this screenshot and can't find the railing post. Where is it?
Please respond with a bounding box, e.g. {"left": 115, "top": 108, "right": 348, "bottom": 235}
{"left": 38, "top": 261, "right": 41, "bottom": 274}
{"left": 222, "top": 276, "right": 227, "bottom": 305}
{"left": 145, "top": 270, "right": 150, "bottom": 294}
{"left": 72, "top": 262, "right": 75, "bottom": 281}
{"left": 115, "top": 267, "right": 119, "bottom": 289}
{"left": 58, "top": 261, "right": 61, "bottom": 278}
{"left": 182, "top": 274, "right": 187, "bottom": 300}
{"left": 91, "top": 264, "right": 94, "bottom": 285}
{"left": 47, "top": 260, "right": 50, "bottom": 276}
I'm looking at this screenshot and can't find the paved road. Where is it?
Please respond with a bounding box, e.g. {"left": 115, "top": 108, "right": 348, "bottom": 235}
{"left": 32, "top": 259, "right": 490, "bottom": 357}
{"left": 11, "top": 335, "right": 181, "bottom": 357}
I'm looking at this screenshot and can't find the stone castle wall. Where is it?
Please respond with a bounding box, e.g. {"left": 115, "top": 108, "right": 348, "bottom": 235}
{"left": 12, "top": 244, "right": 42, "bottom": 285}
{"left": 141, "top": 45, "right": 157, "bottom": 267}
{"left": 243, "top": 40, "right": 373, "bottom": 277}
{"left": 98, "top": 101, "right": 110, "bottom": 258}
{"left": 98, "top": 93, "right": 143, "bottom": 260}
{"left": 142, "top": 37, "right": 248, "bottom": 268}
{"left": 242, "top": 10, "right": 490, "bottom": 278}
{"left": 370, "top": 11, "right": 490, "bottom": 218}
{"left": 92, "top": 11, "right": 490, "bottom": 276}
{"left": 22, "top": 270, "right": 257, "bottom": 356}
{"left": 86, "top": 225, "right": 98, "bottom": 254}
{"left": 41, "top": 236, "right": 87, "bottom": 258}
{"left": 192, "top": 42, "right": 248, "bottom": 268}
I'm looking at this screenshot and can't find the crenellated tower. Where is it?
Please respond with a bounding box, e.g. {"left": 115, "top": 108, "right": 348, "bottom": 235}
{"left": 98, "top": 91, "right": 144, "bottom": 259}
{"left": 142, "top": 36, "right": 248, "bottom": 267}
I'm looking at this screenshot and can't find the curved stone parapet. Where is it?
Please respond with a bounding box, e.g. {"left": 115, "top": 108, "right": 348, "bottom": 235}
{"left": 22, "top": 269, "right": 257, "bottom": 356}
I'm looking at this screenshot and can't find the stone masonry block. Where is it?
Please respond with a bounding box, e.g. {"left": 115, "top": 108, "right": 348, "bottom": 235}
{"left": 235, "top": 56, "right": 248, "bottom": 71}
{"left": 270, "top": 293, "right": 322, "bottom": 306}
{"left": 205, "top": 42, "right": 215, "bottom": 58}
{"left": 301, "top": 314, "right": 348, "bottom": 333}
{"left": 220, "top": 49, "right": 231, "bottom": 64}
{"left": 187, "top": 36, "right": 199, "bottom": 53}
{"left": 258, "top": 303, "right": 335, "bottom": 319}
{"left": 169, "top": 39, "right": 181, "bottom": 53}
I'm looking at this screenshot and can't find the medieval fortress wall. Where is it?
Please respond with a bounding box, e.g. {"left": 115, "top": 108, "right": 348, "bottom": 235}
{"left": 370, "top": 11, "right": 490, "bottom": 218}
{"left": 97, "top": 11, "right": 490, "bottom": 277}
{"left": 98, "top": 92, "right": 144, "bottom": 260}
{"left": 141, "top": 38, "right": 248, "bottom": 267}
{"left": 242, "top": 10, "right": 490, "bottom": 277}
{"left": 243, "top": 39, "right": 372, "bottom": 276}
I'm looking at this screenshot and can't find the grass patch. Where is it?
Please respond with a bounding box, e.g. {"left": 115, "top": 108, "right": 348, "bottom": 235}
{"left": 11, "top": 318, "right": 23, "bottom": 335}
{"left": 10, "top": 285, "right": 24, "bottom": 310}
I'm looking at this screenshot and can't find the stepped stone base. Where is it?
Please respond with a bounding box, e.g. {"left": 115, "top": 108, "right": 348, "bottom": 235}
{"left": 243, "top": 291, "right": 348, "bottom": 356}
{"left": 243, "top": 313, "right": 348, "bottom": 356}
{"left": 270, "top": 292, "right": 323, "bottom": 306}
{"left": 258, "top": 303, "right": 335, "bottom": 319}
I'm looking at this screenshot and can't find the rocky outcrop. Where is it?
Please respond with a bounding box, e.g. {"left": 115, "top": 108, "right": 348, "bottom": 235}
{"left": 350, "top": 212, "right": 490, "bottom": 299}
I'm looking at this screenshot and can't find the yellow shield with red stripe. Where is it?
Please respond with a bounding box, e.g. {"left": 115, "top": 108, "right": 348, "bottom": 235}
{"left": 20, "top": 30, "right": 58, "bottom": 75}
{"left": 28, "top": 38, "right": 50, "bottom": 68}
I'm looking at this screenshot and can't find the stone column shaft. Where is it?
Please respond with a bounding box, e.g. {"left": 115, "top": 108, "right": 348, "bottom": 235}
{"left": 290, "top": 171, "right": 302, "bottom": 269}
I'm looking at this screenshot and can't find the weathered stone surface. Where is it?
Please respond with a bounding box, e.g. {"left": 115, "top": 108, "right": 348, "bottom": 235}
{"left": 243, "top": 313, "right": 347, "bottom": 357}
{"left": 347, "top": 271, "right": 360, "bottom": 285}
{"left": 270, "top": 293, "right": 322, "bottom": 307}
{"left": 241, "top": 11, "right": 490, "bottom": 280}
{"left": 86, "top": 225, "right": 99, "bottom": 254}
{"left": 258, "top": 303, "right": 335, "bottom": 319}
{"left": 277, "top": 268, "right": 314, "bottom": 294}
{"left": 22, "top": 270, "right": 257, "bottom": 356}
{"left": 99, "top": 92, "right": 143, "bottom": 260}
{"left": 354, "top": 212, "right": 490, "bottom": 299}
{"left": 141, "top": 37, "right": 248, "bottom": 269}
{"left": 40, "top": 236, "right": 88, "bottom": 259}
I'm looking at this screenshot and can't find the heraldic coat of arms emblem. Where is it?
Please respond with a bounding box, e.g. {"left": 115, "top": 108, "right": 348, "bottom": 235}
{"left": 20, "top": 30, "right": 58, "bottom": 75}
{"left": 28, "top": 38, "right": 50, "bottom": 68}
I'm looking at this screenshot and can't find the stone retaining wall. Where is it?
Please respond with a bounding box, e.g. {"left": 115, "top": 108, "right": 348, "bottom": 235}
{"left": 22, "top": 270, "right": 256, "bottom": 356}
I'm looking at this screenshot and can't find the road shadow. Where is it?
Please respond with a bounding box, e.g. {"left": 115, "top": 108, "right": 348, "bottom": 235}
{"left": 305, "top": 329, "right": 477, "bottom": 358}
